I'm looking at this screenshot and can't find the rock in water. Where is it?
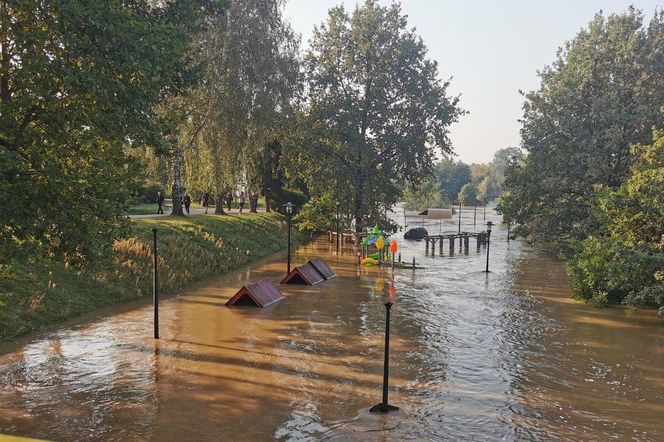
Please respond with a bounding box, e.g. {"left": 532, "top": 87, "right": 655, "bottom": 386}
{"left": 404, "top": 227, "right": 428, "bottom": 240}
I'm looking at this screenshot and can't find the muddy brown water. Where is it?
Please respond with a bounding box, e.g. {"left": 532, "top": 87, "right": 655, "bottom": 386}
{"left": 1, "top": 209, "right": 663, "bottom": 441}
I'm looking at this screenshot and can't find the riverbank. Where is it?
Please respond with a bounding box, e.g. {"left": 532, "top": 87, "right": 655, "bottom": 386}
{"left": 0, "top": 213, "right": 299, "bottom": 341}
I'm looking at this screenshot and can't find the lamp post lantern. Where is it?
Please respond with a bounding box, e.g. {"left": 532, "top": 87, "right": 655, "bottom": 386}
{"left": 485, "top": 220, "right": 493, "bottom": 272}
{"left": 285, "top": 202, "right": 294, "bottom": 274}
{"left": 336, "top": 201, "right": 340, "bottom": 254}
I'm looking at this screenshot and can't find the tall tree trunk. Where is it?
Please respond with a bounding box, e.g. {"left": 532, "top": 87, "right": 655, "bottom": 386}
{"left": 354, "top": 179, "right": 363, "bottom": 235}
{"left": 0, "top": 2, "right": 11, "bottom": 104}
{"left": 263, "top": 180, "right": 271, "bottom": 212}
{"left": 214, "top": 193, "right": 225, "bottom": 214}
{"left": 250, "top": 193, "right": 258, "bottom": 213}
{"left": 170, "top": 148, "right": 184, "bottom": 216}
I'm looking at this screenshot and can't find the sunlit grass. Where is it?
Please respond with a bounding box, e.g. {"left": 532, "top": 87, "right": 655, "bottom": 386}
{"left": 0, "top": 213, "right": 297, "bottom": 340}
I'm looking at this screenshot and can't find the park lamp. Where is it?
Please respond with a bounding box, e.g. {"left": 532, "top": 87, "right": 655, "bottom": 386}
{"left": 486, "top": 220, "right": 493, "bottom": 234}
{"left": 336, "top": 200, "right": 340, "bottom": 208}
{"left": 285, "top": 201, "right": 294, "bottom": 215}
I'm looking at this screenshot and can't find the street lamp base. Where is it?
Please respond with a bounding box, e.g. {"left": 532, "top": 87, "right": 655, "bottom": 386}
{"left": 370, "top": 403, "right": 400, "bottom": 413}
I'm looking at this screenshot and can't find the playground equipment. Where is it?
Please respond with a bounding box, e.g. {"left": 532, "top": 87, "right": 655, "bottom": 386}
{"left": 359, "top": 225, "right": 391, "bottom": 267}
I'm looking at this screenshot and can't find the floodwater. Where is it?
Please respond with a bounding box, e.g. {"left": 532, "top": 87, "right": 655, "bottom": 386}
{"left": 1, "top": 208, "right": 664, "bottom": 441}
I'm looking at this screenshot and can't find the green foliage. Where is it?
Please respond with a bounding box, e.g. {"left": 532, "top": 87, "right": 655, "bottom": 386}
{"left": 420, "top": 147, "right": 521, "bottom": 210}
{"left": 568, "top": 123, "right": 664, "bottom": 311}
{"left": 0, "top": 0, "right": 219, "bottom": 263}
{"left": 0, "top": 213, "right": 296, "bottom": 340}
{"left": 457, "top": 182, "right": 478, "bottom": 205}
{"left": 477, "top": 147, "right": 524, "bottom": 202}
{"left": 271, "top": 187, "right": 308, "bottom": 213}
{"left": 567, "top": 237, "right": 664, "bottom": 305}
{"left": 403, "top": 177, "right": 447, "bottom": 212}
{"left": 501, "top": 9, "right": 664, "bottom": 246}
{"left": 294, "top": 194, "right": 337, "bottom": 232}
{"left": 435, "top": 159, "right": 471, "bottom": 202}
{"left": 290, "top": 0, "right": 463, "bottom": 232}
{"left": 180, "top": 0, "right": 299, "bottom": 208}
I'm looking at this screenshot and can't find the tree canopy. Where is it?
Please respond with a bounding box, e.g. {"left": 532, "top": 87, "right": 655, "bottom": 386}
{"left": 290, "top": 0, "right": 463, "bottom": 231}
{"left": 567, "top": 120, "right": 664, "bottom": 313}
{"left": 500, "top": 9, "right": 664, "bottom": 247}
{"left": 0, "top": 0, "right": 220, "bottom": 262}
{"left": 178, "top": 0, "right": 299, "bottom": 214}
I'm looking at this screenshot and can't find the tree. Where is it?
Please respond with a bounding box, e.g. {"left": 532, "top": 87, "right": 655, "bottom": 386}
{"left": 457, "top": 183, "right": 478, "bottom": 206}
{"left": 567, "top": 121, "right": 664, "bottom": 313}
{"left": 0, "top": 0, "right": 218, "bottom": 262}
{"left": 180, "top": 0, "right": 299, "bottom": 214}
{"left": 403, "top": 177, "right": 447, "bottom": 212}
{"left": 293, "top": 0, "right": 463, "bottom": 232}
{"left": 501, "top": 9, "right": 664, "bottom": 247}
{"left": 435, "top": 159, "right": 471, "bottom": 202}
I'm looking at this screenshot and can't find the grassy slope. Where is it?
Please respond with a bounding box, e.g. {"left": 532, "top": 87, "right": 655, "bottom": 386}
{"left": 0, "top": 213, "right": 293, "bottom": 340}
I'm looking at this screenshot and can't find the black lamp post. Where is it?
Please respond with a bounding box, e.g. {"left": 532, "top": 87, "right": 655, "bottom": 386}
{"left": 485, "top": 220, "right": 493, "bottom": 272}
{"left": 152, "top": 228, "right": 159, "bottom": 339}
{"left": 336, "top": 201, "right": 340, "bottom": 254}
{"left": 458, "top": 200, "right": 462, "bottom": 234}
{"left": 507, "top": 220, "right": 511, "bottom": 243}
{"left": 285, "top": 202, "right": 294, "bottom": 274}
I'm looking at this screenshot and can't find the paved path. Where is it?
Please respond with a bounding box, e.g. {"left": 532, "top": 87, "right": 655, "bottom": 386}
{"left": 128, "top": 205, "right": 266, "bottom": 219}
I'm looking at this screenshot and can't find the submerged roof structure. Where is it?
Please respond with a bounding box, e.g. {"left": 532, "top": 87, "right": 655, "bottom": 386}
{"left": 226, "top": 279, "right": 285, "bottom": 307}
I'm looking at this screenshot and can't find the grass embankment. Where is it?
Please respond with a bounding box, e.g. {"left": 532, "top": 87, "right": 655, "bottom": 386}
{"left": 0, "top": 213, "right": 297, "bottom": 340}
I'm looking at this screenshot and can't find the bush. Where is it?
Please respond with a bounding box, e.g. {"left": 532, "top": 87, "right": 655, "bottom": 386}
{"left": 294, "top": 199, "right": 335, "bottom": 232}
{"left": 133, "top": 182, "right": 165, "bottom": 204}
{"left": 567, "top": 236, "right": 664, "bottom": 307}
{"left": 270, "top": 187, "right": 308, "bottom": 213}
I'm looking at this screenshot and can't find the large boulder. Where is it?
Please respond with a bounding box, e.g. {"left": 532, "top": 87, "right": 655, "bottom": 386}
{"left": 404, "top": 227, "right": 428, "bottom": 240}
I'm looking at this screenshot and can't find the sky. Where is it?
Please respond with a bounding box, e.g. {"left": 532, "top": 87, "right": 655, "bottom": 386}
{"left": 284, "top": 0, "right": 662, "bottom": 164}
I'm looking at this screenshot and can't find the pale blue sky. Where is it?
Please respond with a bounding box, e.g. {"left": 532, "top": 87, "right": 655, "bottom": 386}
{"left": 284, "top": 0, "right": 662, "bottom": 164}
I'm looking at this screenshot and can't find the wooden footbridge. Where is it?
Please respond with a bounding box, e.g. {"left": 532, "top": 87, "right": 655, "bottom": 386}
{"left": 424, "top": 232, "right": 488, "bottom": 255}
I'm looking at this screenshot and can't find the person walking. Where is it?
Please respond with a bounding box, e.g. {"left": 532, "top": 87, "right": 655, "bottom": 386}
{"left": 202, "top": 192, "right": 210, "bottom": 214}
{"left": 225, "top": 191, "right": 233, "bottom": 212}
{"left": 238, "top": 191, "right": 246, "bottom": 214}
{"left": 156, "top": 191, "right": 164, "bottom": 214}
{"left": 183, "top": 193, "right": 191, "bottom": 214}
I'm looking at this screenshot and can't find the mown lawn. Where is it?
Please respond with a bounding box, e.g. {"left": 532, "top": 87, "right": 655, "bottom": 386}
{"left": 0, "top": 213, "right": 296, "bottom": 340}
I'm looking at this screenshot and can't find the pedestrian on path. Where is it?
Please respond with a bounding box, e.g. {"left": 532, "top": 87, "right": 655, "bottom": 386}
{"left": 202, "top": 192, "right": 210, "bottom": 214}
{"left": 183, "top": 193, "right": 191, "bottom": 214}
{"left": 225, "top": 191, "right": 233, "bottom": 212}
{"left": 238, "top": 191, "right": 246, "bottom": 214}
{"left": 156, "top": 191, "right": 164, "bottom": 214}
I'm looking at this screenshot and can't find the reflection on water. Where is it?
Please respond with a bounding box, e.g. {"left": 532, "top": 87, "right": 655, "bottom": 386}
{"left": 1, "top": 208, "right": 664, "bottom": 441}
